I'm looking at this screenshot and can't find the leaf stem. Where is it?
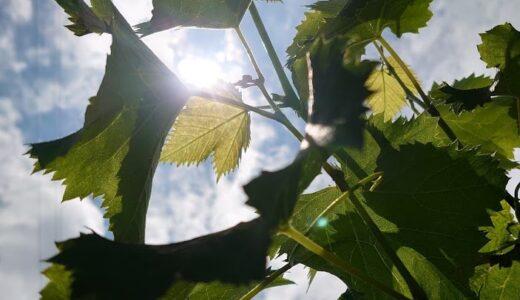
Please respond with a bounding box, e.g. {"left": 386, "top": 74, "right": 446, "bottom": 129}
{"left": 279, "top": 225, "right": 411, "bottom": 300}
{"left": 235, "top": 27, "right": 265, "bottom": 84}
{"left": 239, "top": 263, "right": 293, "bottom": 300}
{"left": 377, "top": 37, "right": 459, "bottom": 142}
{"left": 192, "top": 91, "right": 280, "bottom": 122}
{"left": 248, "top": 2, "right": 300, "bottom": 107}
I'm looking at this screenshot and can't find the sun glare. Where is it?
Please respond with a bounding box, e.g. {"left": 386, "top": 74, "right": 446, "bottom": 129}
{"left": 177, "top": 57, "right": 221, "bottom": 89}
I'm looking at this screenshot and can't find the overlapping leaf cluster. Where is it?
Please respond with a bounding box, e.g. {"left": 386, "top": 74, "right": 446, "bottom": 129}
{"left": 29, "top": 0, "right": 520, "bottom": 299}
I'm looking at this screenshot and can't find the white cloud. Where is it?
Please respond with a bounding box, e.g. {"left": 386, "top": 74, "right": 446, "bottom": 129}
{"left": 3, "top": 0, "right": 32, "bottom": 24}
{"left": 391, "top": 0, "right": 520, "bottom": 87}
{"left": 0, "top": 99, "right": 105, "bottom": 300}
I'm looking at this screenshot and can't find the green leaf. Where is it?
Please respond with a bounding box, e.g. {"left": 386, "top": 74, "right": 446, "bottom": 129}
{"left": 366, "top": 56, "right": 418, "bottom": 122}
{"left": 135, "top": 0, "right": 252, "bottom": 36}
{"left": 470, "top": 251, "right": 520, "bottom": 300}
{"left": 29, "top": 1, "right": 189, "bottom": 243}
{"left": 46, "top": 218, "right": 270, "bottom": 299}
{"left": 309, "top": 143, "right": 507, "bottom": 298}
{"left": 40, "top": 265, "right": 72, "bottom": 300}
{"left": 478, "top": 23, "right": 520, "bottom": 98}
{"left": 160, "top": 89, "right": 250, "bottom": 180}
{"left": 438, "top": 98, "right": 520, "bottom": 168}
{"left": 55, "top": 0, "right": 109, "bottom": 36}
{"left": 326, "top": 0, "right": 433, "bottom": 40}
{"left": 187, "top": 273, "right": 293, "bottom": 300}
{"left": 430, "top": 74, "right": 494, "bottom": 113}
{"left": 478, "top": 200, "right": 520, "bottom": 256}
{"left": 307, "top": 37, "right": 377, "bottom": 147}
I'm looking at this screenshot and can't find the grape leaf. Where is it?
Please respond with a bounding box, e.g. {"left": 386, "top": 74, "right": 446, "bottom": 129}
{"left": 286, "top": 1, "right": 347, "bottom": 64}
{"left": 40, "top": 265, "right": 72, "bottom": 300}
{"left": 307, "top": 37, "right": 377, "bottom": 147}
{"left": 438, "top": 98, "right": 520, "bottom": 168}
{"left": 326, "top": 0, "right": 433, "bottom": 40}
{"left": 366, "top": 56, "right": 418, "bottom": 122}
{"left": 55, "top": 0, "right": 109, "bottom": 36}
{"left": 45, "top": 217, "right": 270, "bottom": 299}
{"left": 187, "top": 272, "right": 293, "bottom": 300}
{"left": 160, "top": 89, "right": 250, "bottom": 180}
{"left": 29, "top": 0, "right": 189, "bottom": 243}
{"left": 309, "top": 143, "right": 506, "bottom": 298}
{"left": 478, "top": 23, "right": 520, "bottom": 98}
{"left": 471, "top": 254, "right": 520, "bottom": 300}
{"left": 135, "top": 0, "right": 252, "bottom": 36}
{"left": 478, "top": 200, "right": 520, "bottom": 256}
{"left": 430, "top": 74, "right": 494, "bottom": 113}
{"left": 244, "top": 147, "right": 328, "bottom": 227}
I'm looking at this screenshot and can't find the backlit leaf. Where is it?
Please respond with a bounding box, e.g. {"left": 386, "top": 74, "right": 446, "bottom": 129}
{"left": 366, "top": 56, "right": 418, "bottom": 122}
{"left": 29, "top": 0, "right": 189, "bottom": 243}
{"left": 135, "top": 0, "right": 252, "bottom": 36}
{"left": 160, "top": 88, "right": 250, "bottom": 180}
{"left": 470, "top": 251, "right": 520, "bottom": 299}
{"left": 478, "top": 200, "right": 520, "bottom": 256}
{"left": 438, "top": 98, "right": 520, "bottom": 168}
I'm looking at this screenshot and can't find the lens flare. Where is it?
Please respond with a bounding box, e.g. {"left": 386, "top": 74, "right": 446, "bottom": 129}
{"left": 177, "top": 57, "right": 221, "bottom": 89}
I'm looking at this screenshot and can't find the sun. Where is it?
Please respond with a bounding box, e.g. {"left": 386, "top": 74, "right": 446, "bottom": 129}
{"left": 177, "top": 56, "right": 222, "bottom": 89}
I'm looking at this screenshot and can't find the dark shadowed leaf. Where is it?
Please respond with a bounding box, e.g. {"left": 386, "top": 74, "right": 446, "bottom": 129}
{"left": 244, "top": 147, "right": 328, "bottom": 227}
{"left": 29, "top": 0, "right": 189, "bottom": 243}
{"left": 430, "top": 74, "right": 494, "bottom": 113}
{"left": 135, "top": 0, "right": 252, "bottom": 36}
{"left": 46, "top": 218, "right": 270, "bottom": 299}
{"left": 325, "top": 0, "right": 433, "bottom": 40}
{"left": 307, "top": 37, "right": 377, "bottom": 148}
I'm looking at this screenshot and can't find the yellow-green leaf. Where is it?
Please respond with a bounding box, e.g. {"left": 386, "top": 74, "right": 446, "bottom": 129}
{"left": 161, "top": 96, "right": 250, "bottom": 180}
{"left": 366, "top": 56, "right": 418, "bottom": 122}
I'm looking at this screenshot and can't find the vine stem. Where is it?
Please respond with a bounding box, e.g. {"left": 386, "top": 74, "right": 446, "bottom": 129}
{"left": 248, "top": 2, "right": 300, "bottom": 107}
{"left": 279, "top": 225, "right": 411, "bottom": 300}
{"left": 377, "top": 37, "right": 459, "bottom": 143}
{"left": 239, "top": 263, "right": 293, "bottom": 300}
{"left": 234, "top": 26, "right": 304, "bottom": 141}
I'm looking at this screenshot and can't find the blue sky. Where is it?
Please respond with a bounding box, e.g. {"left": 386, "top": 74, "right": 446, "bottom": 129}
{"left": 1, "top": 1, "right": 520, "bottom": 299}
